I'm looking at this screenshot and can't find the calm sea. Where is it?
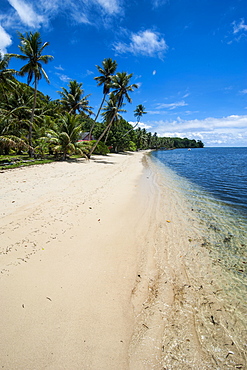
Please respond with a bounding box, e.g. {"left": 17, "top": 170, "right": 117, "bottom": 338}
{"left": 150, "top": 147, "right": 247, "bottom": 291}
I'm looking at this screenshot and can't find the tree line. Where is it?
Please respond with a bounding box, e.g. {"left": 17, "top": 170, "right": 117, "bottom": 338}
{"left": 0, "top": 31, "right": 204, "bottom": 161}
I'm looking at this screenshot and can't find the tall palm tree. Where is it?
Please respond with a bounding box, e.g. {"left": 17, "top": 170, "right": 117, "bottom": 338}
{"left": 101, "top": 93, "right": 126, "bottom": 143}
{"left": 58, "top": 80, "right": 93, "bottom": 116}
{"left": 89, "top": 58, "right": 117, "bottom": 139}
{"left": 94, "top": 58, "right": 117, "bottom": 122}
{"left": 88, "top": 72, "right": 138, "bottom": 157}
{"left": 9, "top": 32, "right": 53, "bottom": 156}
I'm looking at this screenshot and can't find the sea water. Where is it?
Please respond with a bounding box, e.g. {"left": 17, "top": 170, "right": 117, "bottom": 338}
{"left": 150, "top": 147, "right": 247, "bottom": 364}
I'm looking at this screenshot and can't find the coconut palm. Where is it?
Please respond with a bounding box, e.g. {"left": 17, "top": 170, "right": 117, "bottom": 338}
{"left": 101, "top": 93, "right": 126, "bottom": 143}
{"left": 8, "top": 32, "right": 53, "bottom": 155}
{"left": 110, "top": 72, "right": 138, "bottom": 109}
{"left": 122, "top": 104, "right": 147, "bottom": 138}
{"left": 93, "top": 58, "right": 118, "bottom": 121}
{"left": 89, "top": 58, "right": 117, "bottom": 140}
{"left": 45, "top": 113, "right": 85, "bottom": 160}
{"left": 0, "top": 53, "right": 17, "bottom": 104}
{"left": 88, "top": 72, "right": 138, "bottom": 157}
{"left": 58, "top": 80, "right": 93, "bottom": 116}
{"left": 0, "top": 52, "right": 16, "bottom": 84}
{"left": 134, "top": 104, "right": 147, "bottom": 124}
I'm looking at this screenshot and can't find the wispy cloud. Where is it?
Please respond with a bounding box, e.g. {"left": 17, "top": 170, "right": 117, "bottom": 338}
{"left": 1, "top": 0, "right": 122, "bottom": 39}
{"left": 54, "top": 65, "right": 64, "bottom": 71}
{"left": 240, "top": 89, "right": 247, "bottom": 94}
{"left": 0, "top": 25, "right": 12, "bottom": 54}
{"left": 95, "top": 0, "right": 121, "bottom": 14}
{"left": 8, "top": 0, "right": 45, "bottom": 28}
{"left": 113, "top": 30, "right": 168, "bottom": 59}
{"left": 152, "top": 0, "right": 169, "bottom": 8}
{"left": 155, "top": 100, "right": 188, "bottom": 110}
{"left": 232, "top": 18, "right": 247, "bottom": 34}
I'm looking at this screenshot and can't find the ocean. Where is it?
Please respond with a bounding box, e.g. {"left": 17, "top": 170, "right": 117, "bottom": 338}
{"left": 149, "top": 147, "right": 247, "bottom": 366}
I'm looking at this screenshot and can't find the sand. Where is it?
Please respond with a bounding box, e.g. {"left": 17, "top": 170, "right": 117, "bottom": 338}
{"left": 0, "top": 152, "right": 246, "bottom": 369}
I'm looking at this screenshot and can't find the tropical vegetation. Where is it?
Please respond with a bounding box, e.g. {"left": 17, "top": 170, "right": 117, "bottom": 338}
{"left": 0, "top": 31, "right": 204, "bottom": 168}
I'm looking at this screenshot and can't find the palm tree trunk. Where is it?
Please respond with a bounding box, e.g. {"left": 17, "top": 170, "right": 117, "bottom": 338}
{"left": 104, "top": 124, "right": 112, "bottom": 143}
{"left": 88, "top": 113, "right": 116, "bottom": 158}
{"left": 122, "top": 122, "right": 138, "bottom": 138}
{"left": 29, "top": 78, "right": 37, "bottom": 157}
{"left": 89, "top": 93, "right": 106, "bottom": 139}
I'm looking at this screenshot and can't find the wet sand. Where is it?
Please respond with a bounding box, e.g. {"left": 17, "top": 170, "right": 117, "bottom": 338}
{"left": 0, "top": 152, "right": 246, "bottom": 369}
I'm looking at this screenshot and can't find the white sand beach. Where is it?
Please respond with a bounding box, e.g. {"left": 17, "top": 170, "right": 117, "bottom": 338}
{"left": 0, "top": 152, "right": 246, "bottom": 369}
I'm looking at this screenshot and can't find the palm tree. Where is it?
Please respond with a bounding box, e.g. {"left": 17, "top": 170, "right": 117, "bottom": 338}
{"left": 8, "top": 32, "right": 53, "bottom": 156}
{"left": 58, "top": 80, "right": 93, "bottom": 116}
{"left": 89, "top": 58, "right": 117, "bottom": 139}
{"left": 94, "top": 58, "right": 117, "bottom": 122}
{"left": 88, "top": 72, "right": 138, "bottom": 157}
{"left": 0, "top": 53, "right": 17, "bottom": 104}
{"left": 134, "top": 104, "right": 147, "bottom": 125}
{"left": 0, "top": 52, "right": 16, "bottom": 84}
{"left": 101, "top": 93, "right": 126, "bottom": 143}
{"left": 45, "top": 113, "right": 85, "bottom": 160}
{"left": 122, "top": 104, "right": 147, "bottom": 138}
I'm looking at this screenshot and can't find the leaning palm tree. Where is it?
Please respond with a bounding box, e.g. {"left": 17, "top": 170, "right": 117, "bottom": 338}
{"left": 88, "top": 72, "right": 138, "bottom": 157}
{"left": 122, "top": 104, "right": 147, "bottom": 138}
{"left": 89, "top": 58, "right": 117, "bottom": 139}
{"left": 8, "top": 32, "right": 53, "bottom": 156}
{"left": 93, "top": 58, "right": 118, "bottom": 121}
{"left": 101, "top": 93, "right": 126, "bottom": 143}
{"left": 134, "top": 104, "right": 147, "bottom": 125}
{"left": 58, "top": 80, "right": 93, "bottom": 116}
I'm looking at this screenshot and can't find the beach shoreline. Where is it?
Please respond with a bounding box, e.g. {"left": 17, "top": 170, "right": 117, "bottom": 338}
{"left": 0, "top": 152, "right": 246, "bottom": 369}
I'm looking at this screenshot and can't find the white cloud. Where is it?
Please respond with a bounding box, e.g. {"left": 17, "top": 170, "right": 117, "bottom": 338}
{"left": 152, "top": 0, "right": 169, "bottom": 8}
{"left": 233, "top": 18, "right": 247, "bottom": 34}
{"left": 147, "top": 115, "right": 247, "bottom": 146}
{"left": 8, "top": 0, "right": 45, "bottom": 28}
{"left": 95, "top": 0, "right": 121, "bottom": 14}
{"left": 0, "top": 25, "right": 12, "bottom": 54}
{"left": 156, "top": 100, "right": 188, "bottom": 110}
{"left": 54, "top": 65, "right": 64, "bottom": 71}
{"left": 129, "top": 121, "right": 152, "bottom": 130}
{"left": 152, "top": 70, "right": 156, "bottom": 75}
{"left": 240, "top": 89, "right": 247, "bottom": 94}
{"left": 55, "top": 73, "right": 71, "bottom": 82}
{"left": 113, "top": 30, "right": 168, "bottom": 59}
{"left": 1, "top": 0, "right": 122, "bottom": 33}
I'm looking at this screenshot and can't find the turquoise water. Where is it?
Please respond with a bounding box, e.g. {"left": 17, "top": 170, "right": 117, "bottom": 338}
{"left": 150, "top": 148, "right": 247, "bottom": 278}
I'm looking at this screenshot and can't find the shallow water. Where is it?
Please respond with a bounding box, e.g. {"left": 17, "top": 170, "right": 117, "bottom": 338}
{"left": 149, "top": 148, "right": 247, "bottom": 368}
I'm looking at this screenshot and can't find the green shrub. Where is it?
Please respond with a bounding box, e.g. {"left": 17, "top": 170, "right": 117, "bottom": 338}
{"left": 91, "top": 140, "right": 110, "bottom": 155}
{"left": 126, "top": 140, "right": 137, "bottom": 152}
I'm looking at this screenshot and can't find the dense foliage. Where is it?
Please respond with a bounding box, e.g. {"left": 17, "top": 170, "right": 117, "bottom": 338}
{"left": 0, "top": 31, "right": 204, "bottom": 164}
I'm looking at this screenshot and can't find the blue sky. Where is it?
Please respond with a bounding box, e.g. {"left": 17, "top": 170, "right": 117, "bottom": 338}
{"left": 0, "top": 0, "right": 247, "bottom": 146}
